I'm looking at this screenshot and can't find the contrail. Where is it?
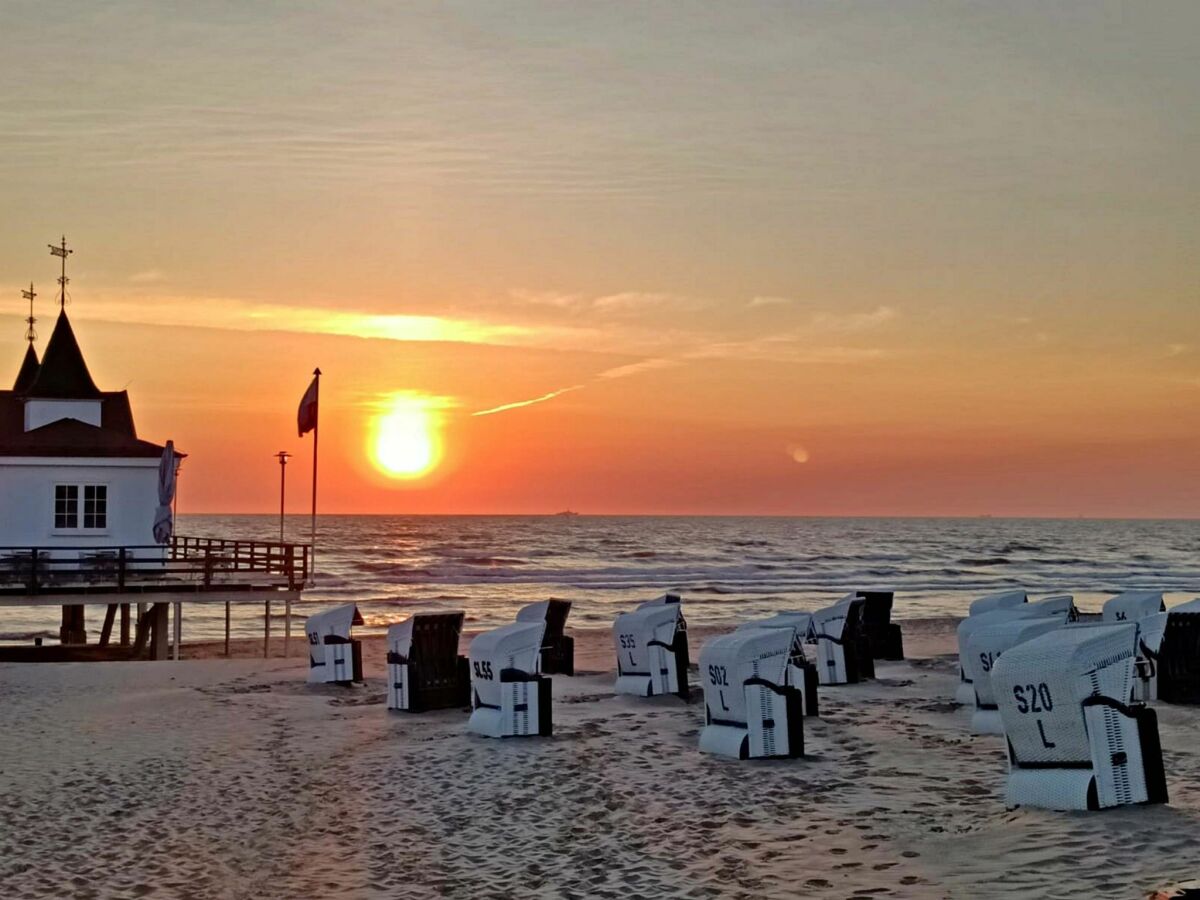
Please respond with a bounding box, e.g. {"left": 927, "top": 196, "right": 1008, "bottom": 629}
{"left": 471, "top": 384, "right": 585, "bottom": 417}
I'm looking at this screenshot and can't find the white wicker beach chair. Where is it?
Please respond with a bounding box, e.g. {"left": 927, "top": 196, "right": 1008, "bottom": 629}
{"left": 698, "top": 626, "right": 805, "bottom": 759}
{"left": 613, "top": 594, "right": 690, "bottom": 699}
{"left": 1102, "top": 591, "right": 1165, "bottom": 623}
{"left": 992, "top": 622, "right": 1168, "bottom": 811}
{"left": 736, "top": 613, "right": 819, "bottom": 716}
{"left": 466, "top": 620, "right": 551, "bottom": 738}
{"left": 955, "top": 597, "right": 1074, "bottom": 705}
{"left": 968, "top": 590, "right": 1028, "bottom": 617}
{"left": 961, "top": 616, "right": 1066, "bottom": 734}
{"left": 305, "top": 604, "right": 364, "bottom": 685}
{"left": 808, "top": 594, "right": 871, "bottom": 686}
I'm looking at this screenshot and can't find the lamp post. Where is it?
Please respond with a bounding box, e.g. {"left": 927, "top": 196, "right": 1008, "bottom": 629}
{"left": 275, "top": 451, "right": 292, "bottom": 543}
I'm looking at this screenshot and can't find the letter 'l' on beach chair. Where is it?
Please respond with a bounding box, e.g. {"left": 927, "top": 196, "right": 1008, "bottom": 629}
{"left": 305, "top": 604, "right": 364, "bottom": 685}
{"left": 515, "top": 599, "right": 575, "bottom": 676}
{"left": 857, "top": 590, "right": 905, "bottom": 661}
{"left": 467, "top": 620, "right": 552, "bottom": 738}
{"left": 613, "top": 594, "right": 691, "bottom": 700}
{"left": 962, "top": 616, "right": 1066, "bottom": 734}
{"left": 736, "top": 613, "right": 819, "bottom": 716}
{"left": 992, "top": 622, "right": 1169, "bottom": 811}
{"left": 699, "top": 626, "right": 805, "bottom": 759}
{"left": 809, "top": 594, "right": 871, "bottom": 685}
{"left": 1159, "top": 600, "right": 1200, "bottom": 705}
{"left": 386, "top": 612, "right": 471, "bottom": 712}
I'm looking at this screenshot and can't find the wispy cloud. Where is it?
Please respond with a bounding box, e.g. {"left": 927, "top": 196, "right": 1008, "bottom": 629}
{"left": 748, "top": 295, "right": 793, "bottom": 308}
{"left": 1166, "top": 343, "right": 1190, "bottom": 357}
{"left": 129, "top": 269, "right": 165, "bottom": 284}
{"left": 472, "top": 384, "right": 585, "bottom": 417}
{"left": 809, "top": 305, "right": 897, "bottom": 332}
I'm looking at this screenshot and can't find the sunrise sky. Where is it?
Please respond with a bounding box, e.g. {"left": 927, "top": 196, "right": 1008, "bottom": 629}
{"left": 1, "top": 2, "right": 1197, "bottom": 516}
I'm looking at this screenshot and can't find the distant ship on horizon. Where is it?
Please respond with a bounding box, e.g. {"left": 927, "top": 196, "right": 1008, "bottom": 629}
{"left": 552, "top": 510, "right": 580, "bottom": 517}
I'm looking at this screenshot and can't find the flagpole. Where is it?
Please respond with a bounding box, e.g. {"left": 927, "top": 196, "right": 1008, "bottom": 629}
{"left": 310, "top": 367, "right": 321, "bottom": 585}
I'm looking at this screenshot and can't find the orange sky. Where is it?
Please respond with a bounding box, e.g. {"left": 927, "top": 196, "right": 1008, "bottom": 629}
{"left": 1, "top": 3, "right": 1198, "bottom": 516}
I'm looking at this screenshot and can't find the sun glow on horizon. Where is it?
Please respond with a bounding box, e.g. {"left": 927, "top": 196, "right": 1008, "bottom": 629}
{"left": 369, "top": 394, "right": 444, "bottom": 480}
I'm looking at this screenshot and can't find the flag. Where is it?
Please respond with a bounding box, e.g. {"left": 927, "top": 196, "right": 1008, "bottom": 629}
{"left": 297, "top": 371, "right": 320, "bottom": 436}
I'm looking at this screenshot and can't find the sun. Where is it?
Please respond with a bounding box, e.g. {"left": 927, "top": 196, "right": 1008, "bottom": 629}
{"left": 370, "top": 395, "right": 443, "bottom": 479}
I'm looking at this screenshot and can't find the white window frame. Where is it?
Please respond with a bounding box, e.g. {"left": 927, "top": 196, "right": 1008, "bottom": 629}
{"left": 51, "top": 482, "right": 110, "bottom": 536}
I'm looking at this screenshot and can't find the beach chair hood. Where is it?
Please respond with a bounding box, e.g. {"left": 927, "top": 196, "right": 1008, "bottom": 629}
{"left": 968, "top": 590, "right": 1028, "bottom": 616}
{"left": 1102, "top": 591, "right": 1165, "bottom": 623}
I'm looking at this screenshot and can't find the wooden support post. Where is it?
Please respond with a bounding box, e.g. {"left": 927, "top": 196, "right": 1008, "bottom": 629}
{"left": 284, "top": 594, "right": 291, "bottom": 658}
{"left": 98, "top": 604, "right": 118, "bottom": 647}
{"left": 224, "top": 601, "right": 231, "bottom": 658}
{"left": 264, "top": 599, "right": 271, "bottom": 659}
{"left": 172, "top": 601, "right": 182, "bottom": 661}
{"left": 119, "top": 603, "right": 130, "bottom": 646}
{"left": 149, "top": 603, "right": 169, "bottom": 661}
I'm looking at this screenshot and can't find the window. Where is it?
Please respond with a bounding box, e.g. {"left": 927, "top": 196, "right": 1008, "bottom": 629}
{"left": 83, "top": 485, "right": 107, "bottom": 529}
{"left": 54, "top": 485, "right": 78, "bottom": 529}
{"left": 54, "top": 484, "right": 107, "bottom": 530}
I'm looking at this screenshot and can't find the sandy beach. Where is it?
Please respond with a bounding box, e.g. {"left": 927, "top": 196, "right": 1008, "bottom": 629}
{"left": 1, "top": 618, "right": 1197, "bottom": 899}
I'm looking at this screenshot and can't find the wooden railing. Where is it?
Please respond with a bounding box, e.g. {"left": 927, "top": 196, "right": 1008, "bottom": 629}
{"left": 0, "top": 537, "right": 309, "bottom": 595}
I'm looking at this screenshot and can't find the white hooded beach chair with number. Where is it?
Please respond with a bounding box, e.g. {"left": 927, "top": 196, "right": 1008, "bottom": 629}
{"left": 699, "top": 627, "right": 805, "bottom": 759}
{"left": 968, "top": 590, "right": 1028, "bottom": 617}
{"left": 809, "top": 594, "right": 871, "bottom": 686}
{"left": 961, "top": 617, "right": 1066, "bottom": 734}
{"left": 305, "top": 604, "right": 364, "bottom": 685}
{"left": 991, "top": 623, "right": 1169, "bottom": 811}
{"left": 1102, "top": 591, "right": 1165, "bottom": 624}
{"left": 613, "top": 594, "right": 691, "bottom": 700}
{"left": 955, "top": 596, "right": 1074, "bottom": 705}
{"left": 736, "top": 613, "right": 819, "bottom": 716}
{"left": 467, "top": 620, "right": 551, "bottom": 738}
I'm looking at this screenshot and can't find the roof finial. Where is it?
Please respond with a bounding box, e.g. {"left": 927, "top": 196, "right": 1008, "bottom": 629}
{"left": 49, "top": 235, "right": 72, "bottom": 310}
{"left": 21, "top": 282, "right": 36, "bottom": 344}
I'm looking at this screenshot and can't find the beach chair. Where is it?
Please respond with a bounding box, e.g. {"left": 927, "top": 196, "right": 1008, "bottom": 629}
{"left": 467, "top": 620, "right": 552, "bottom": 738}
{"left": 305, "top": 604, "right": 364, "bottom": 685}
{"left": 992, "top": 622, "right": 1168, "bottom": 811}
{"left": 1102, "top": 591, "right": 1165, "bottom": 623}
{"left": 955, "top": 595, "right": 1072, "bottom": 704}
{"left": 613, "top": 594, "right": 691, "bottom": 700}
{"left": 968, "top": 590, "right": 1028, "bottom": 617}
{"left": 736, "top": 613, "right": 819, "bottom": 716}
{"left": 1158, "top": 600, "right": 1200, "bottom": 705}
{"left": 857, "top": 590, "right": 905, "bottom": 660}
{"left": 386, "top": 613, "right": 471, "bottom": 712}
{"left": 808, "top": 594, "right": 871, "bottom": 686}
{"left": 698, "top": 626, "right": 805, "bottom": 759}
{"left": 960, "top": 616, "right": 1066, "bottom": 734}
{"left": 516, "top": 599, "right": 575, "bottom": 676}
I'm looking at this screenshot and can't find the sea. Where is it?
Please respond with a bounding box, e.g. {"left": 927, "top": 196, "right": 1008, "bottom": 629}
{"left": 2, "top": 515, "right": 1198, "bottom": 643}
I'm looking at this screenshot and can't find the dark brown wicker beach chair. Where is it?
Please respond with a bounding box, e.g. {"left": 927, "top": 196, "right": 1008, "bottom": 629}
{"left": 386, "top": 612, "right": 471, "bottom": 712}
{"left": 517, "top": 599, "right": 575, "bottom": 676}
{"left": 857, "top": 590, "right": 905, "bottom": 660}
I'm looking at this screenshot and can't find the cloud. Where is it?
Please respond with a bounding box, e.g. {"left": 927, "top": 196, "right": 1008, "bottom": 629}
{"left": 809, "top": 305, "right": 897, "bottom": 332}
{"left": 471, "top": 384, "right": 585, "bottom": 417}
{"left": 596, "top": 357, "right": 681, "bottom": 379}
{"left": 1166, "top": 343, "right": 1190, "bottom": 357}
{"left": 508, "top": 289, "right": 584, "bottom": 309}
{"left": 129, "top": 269, "right": 165, "bottom": 284}
{"left": 748, "top": 295, "right": 793, "bottom": 308}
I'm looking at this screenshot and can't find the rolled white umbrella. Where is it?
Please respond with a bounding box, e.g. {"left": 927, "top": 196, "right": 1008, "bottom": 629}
{"left": 152, "top": 440, "right": 176, "bottom": 544}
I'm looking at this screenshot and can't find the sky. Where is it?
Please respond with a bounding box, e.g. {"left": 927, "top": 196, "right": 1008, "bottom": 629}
{"left": 0, "top": 1, "right": 1197, "bottom": 516}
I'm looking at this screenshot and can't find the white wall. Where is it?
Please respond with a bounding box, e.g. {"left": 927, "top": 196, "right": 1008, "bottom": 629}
{"left": 24, "top": 399, "right": 103, "bottom": 431}
{"left": 0, "top": 457, "right": 161, "bottom": 555}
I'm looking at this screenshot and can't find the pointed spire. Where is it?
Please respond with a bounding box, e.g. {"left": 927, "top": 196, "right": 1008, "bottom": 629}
{"left": 25, "top": 309, "right": 101, "bottom": 399}
{"left": 13, "top": 343, "right": 40, "bottom": 392}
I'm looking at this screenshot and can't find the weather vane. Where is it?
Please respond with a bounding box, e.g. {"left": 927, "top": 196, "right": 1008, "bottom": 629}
{"left": 49, "top": 235, "right": 72, "bottom": 310}
{"left": 21, "top": 283, "right": 36, "bottom": 344}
